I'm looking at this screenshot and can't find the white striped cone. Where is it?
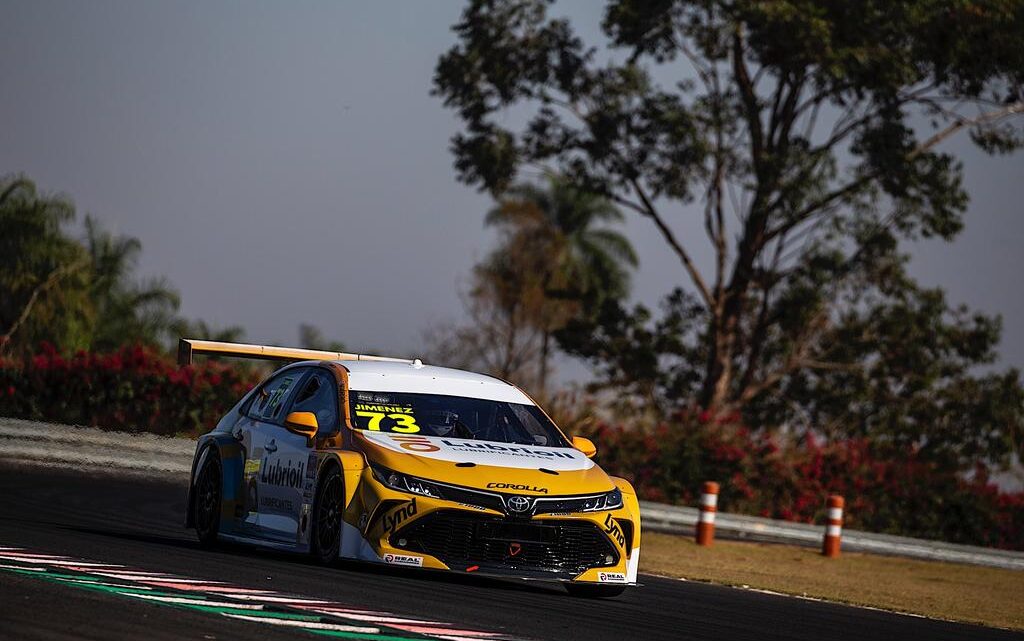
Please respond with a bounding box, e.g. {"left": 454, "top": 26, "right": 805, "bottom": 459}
{"left": 822, "top": 495, "right": 844, "bottom": 558}
{"left": 696, "top": 481, "right": 719, "bottom": 546}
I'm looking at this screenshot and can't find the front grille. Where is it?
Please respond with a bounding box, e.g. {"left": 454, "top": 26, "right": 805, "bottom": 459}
{"left": 437, "top": 485, "right": 506, "bottom": 513}
{"left": 390, "top": 510, "right": 618, "bottom": 577}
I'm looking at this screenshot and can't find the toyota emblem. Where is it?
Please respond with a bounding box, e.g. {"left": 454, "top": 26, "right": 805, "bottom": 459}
{"left": 506, "top": 495, "right": 532, "bottom": 513}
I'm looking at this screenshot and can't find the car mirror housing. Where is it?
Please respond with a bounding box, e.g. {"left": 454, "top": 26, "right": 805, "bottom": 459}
{"left": 284, "top": 411, "right": 318, "bottom": 440}
{"left": 571, "top": 435, "right": 597, "bottom": 458}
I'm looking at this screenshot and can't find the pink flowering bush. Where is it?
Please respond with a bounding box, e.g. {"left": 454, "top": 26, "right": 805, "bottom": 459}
{"left": 581, "top": 411, "right": 1024, "bottom": 550}
{"left": 0, "top": 343, "right": 262, "bottom": 436}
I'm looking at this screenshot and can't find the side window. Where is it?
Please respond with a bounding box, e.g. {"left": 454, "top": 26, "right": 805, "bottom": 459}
{"left": 291, "top": 371, "right": 339, "bottom": 433}
{"left": 250, "top": 371, "right": 302, "bottom": 423}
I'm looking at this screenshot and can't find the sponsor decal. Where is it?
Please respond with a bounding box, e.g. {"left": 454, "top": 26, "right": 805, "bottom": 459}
{"left": 440, "top": 440, "right": 576, "bottom": 459}
{"left": 259, "top": 457, "right": 305, "bottom": 489}
{"left": 603, "top": 514, "right": 627, "bottom": 548}
{"left": 260, "top": 496, "right": 294, "bottom": 512}
{"left": 245, "top": 479, "right": 259, "bottom": 515}
{"left": 362, "top": 431, "right": 594, "bottom": 471}
{"left": 388, "top": 435, "right": 440, "bottom": 452}
{"left": 382, "top": 553, "right": 423, "bottom": 567}
{"left": 354, "top": 403, "right": 414, "bottom": 414}
{"left": 487, "top": 482, "right": 548, "bottom": 494}
{"left": 243, "top": 459, "right": 261, "bottom": 477}
{"left": 298, "top": 503, "right": 311, "bottom": 545}
{"left": 305, "top": 453, "right": 317, "bottom": 479}
{"left": 457, "top": 503, "right": 488, "bottom": 511}
{"left": 354, "top": 403, "right": 421, "bottom": 434}
{"left": 382, "top": 499, "right": 418, "bottom": 533}
{"left": 598, "top": 572, "right": 627, "bottom": 583}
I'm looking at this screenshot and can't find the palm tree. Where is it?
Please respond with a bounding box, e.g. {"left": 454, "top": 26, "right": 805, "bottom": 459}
{"left": 0, "top": 175, "right": 91, "bottom": 353}
{"left": 485, "top": 176, "right": 638, "bottom": 391}
{"left": 83, "top": 216, "right": 182, "bottom": 350}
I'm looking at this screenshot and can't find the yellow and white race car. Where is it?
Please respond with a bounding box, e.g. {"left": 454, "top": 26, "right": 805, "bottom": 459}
{"left": 181, "top": 339, "right": 640, "bottom": 597}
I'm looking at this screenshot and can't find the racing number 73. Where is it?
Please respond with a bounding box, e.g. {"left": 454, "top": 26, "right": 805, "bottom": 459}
{"left": 355, "top": 411, "right": 421, "bottom": 433}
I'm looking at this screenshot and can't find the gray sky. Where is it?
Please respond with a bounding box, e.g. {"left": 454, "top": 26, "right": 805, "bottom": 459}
{"left": 3, "top": 1, "right": 1023, "bottom": 378}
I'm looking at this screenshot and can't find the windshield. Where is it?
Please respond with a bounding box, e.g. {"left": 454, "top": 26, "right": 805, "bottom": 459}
{"left": 348, "top": 390, "right": 569, "bottom": 447}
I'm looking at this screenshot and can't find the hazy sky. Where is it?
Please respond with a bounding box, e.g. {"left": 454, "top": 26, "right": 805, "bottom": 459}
{"left": 3, "top": 1, "right": 1023, "bottom": 379}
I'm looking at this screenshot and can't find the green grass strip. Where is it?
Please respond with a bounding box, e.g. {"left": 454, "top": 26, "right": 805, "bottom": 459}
{"left": 307, "top": 630, "right": 436, "bottom": 641}
{"left": 0, "top": 564, "right": 493, "bottom": 640}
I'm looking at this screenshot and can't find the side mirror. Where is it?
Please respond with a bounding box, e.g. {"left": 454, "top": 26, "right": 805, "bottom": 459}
{"left": 284, "top": 411, "right": 318, "bottom": 441}
{"left": 572, "top": 435, "right": 597, "bottom": 458}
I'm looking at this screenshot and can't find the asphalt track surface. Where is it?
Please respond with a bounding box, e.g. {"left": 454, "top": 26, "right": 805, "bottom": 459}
{"left": 0, "top": 461, "right": 1020, "bottom": 641}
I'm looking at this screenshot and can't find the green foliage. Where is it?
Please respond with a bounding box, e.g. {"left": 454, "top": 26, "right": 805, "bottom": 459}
{"left": 486, "top": 177, "right": 638, "bottom": 308}
{"left": 427, "top": 177, "right": 636, "bottom": 394}
{"left": 299, "top": 324, "right": 347, "bottom": 353}
{"left": 0, "top": 176, "right": 93, "bottom": 351}
{"left": 82, "top": 216, "right": 183, "bottom": 351}
{"left": 435, "top": 0, "right": 1024, "bottom": 467}
{"left": 0, "top": 174, "right": 242, "bottom": 355}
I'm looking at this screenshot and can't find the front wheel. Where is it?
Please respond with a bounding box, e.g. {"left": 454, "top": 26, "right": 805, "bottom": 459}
{"left": 565, "top": 583, "right": 627, "bottom": 598}
{"left": 311, "top": 466, "right": 344, "bottom": 564}
{"left": 193, "top": 448, "right": 222, "bottom": 547}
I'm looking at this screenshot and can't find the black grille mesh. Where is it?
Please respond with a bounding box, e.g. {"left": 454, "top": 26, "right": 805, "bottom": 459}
{"left": 391, "top": 510, "right": 618, "bottom": 576}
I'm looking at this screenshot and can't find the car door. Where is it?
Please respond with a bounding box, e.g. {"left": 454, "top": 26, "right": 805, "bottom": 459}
{"left": 257, "top": 367, "right": 339, "bottom": 544}
{"left": 228, "top": 372, "right": 302, "bottom": 537}
{"left": 247, "top": 368, "right": 308, "bottom": 542}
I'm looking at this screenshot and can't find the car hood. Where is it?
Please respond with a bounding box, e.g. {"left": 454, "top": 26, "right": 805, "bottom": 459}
{"left": 355, "top": 431, "right": 616, "bottom": 495}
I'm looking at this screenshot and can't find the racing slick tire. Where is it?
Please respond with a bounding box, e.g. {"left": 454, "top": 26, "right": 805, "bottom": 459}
{"left": 564, "top": 583, "right": 627, "bottom": 599}
{"left": 193, "top": 448, "right": 222, "bottom": 547}
{"left": 311, "top": 465, "right": 344, "bottom": 564}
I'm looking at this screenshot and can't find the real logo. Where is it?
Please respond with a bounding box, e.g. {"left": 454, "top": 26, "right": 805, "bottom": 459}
{"left": 383, "top": 553, "right": 423, "bottom": 567}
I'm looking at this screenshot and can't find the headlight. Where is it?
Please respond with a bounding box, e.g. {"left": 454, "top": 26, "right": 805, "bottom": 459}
{"left": 370, "top": 464, "right": 444, "bottom": 499}
{"left": 537, "top": 487, "right": 624, "bottom": 514}
{"left": 584, "top": 488, "right": 623, "bottom": 512}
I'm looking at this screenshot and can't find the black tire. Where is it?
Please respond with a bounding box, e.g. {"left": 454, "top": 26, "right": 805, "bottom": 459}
{"left": 565, "top": 583, "right": 627, "bottom": 598}
{"left": 193, "top": 448, "right": 222, "bottom": 547}
{"left": 311, "top": 465, "right": 344, "bottom": 564}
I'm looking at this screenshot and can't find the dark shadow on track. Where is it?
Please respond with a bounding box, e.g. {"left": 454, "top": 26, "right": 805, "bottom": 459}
{"left": 53, "top": 522, "right": 570, "bottom": 597}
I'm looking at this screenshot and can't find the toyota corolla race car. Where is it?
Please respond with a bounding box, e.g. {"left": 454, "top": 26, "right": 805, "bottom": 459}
{"left": 181, "top": 339, "right": 641, "bottom": 597}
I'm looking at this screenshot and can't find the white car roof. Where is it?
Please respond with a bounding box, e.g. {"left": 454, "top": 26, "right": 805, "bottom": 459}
{"left": 334, "top": 360, "right": 534, "bottom": 405}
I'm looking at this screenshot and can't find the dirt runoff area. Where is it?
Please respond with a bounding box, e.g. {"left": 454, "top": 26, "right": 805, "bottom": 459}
{"left": 640, "top": 532, "right": 1024, "bottom": 631}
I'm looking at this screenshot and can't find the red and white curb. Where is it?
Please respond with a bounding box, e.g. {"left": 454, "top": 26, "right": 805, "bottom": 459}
{"left": 0, "top": 546, "right": 525, "bottom": 641}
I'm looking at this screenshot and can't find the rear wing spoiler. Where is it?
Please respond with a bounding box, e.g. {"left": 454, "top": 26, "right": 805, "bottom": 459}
{"left": 177, "top": 338, "right": 415, "bottom": 366}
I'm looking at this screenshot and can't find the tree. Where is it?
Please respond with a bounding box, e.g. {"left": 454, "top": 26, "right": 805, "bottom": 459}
{"left": 425, "top": 231, "right": 549, "bottom": 390}
{"left": 434, "top": 0, "right": 1024, "bottom": 464}
{"left": 1, "top": 173, "right": 238, "bottom": 356}
{"left": 425, "top": 179, "right": 635, "bottom": 395}
{"left": 0, "top": 175, "right": 91, "bottom": 353}
{"left": 299, "top": 324, "right": 347, "bottom": 352}
{"left": 485, "top": 177, "right": 637, "bottom": 388}
{"left": 83, "top": 216, "right": 183, "bottom": 351}
{"left": 171, "top": 319, "right": 246, "bottom": 344}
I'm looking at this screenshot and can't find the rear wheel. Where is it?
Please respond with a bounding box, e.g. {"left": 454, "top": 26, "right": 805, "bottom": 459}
{"left": 311, "top": 466, "right": 343, "bottom": 564}
{"left": 193, "top": 449, "right": 222, "bottom": 547}
{"left": 565, "top": 583, "right": 627, "bottom": 598}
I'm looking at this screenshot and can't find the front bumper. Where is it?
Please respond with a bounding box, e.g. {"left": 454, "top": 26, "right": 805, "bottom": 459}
{"left": 347, "top": 472, "right": 640, "bottom": 585}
